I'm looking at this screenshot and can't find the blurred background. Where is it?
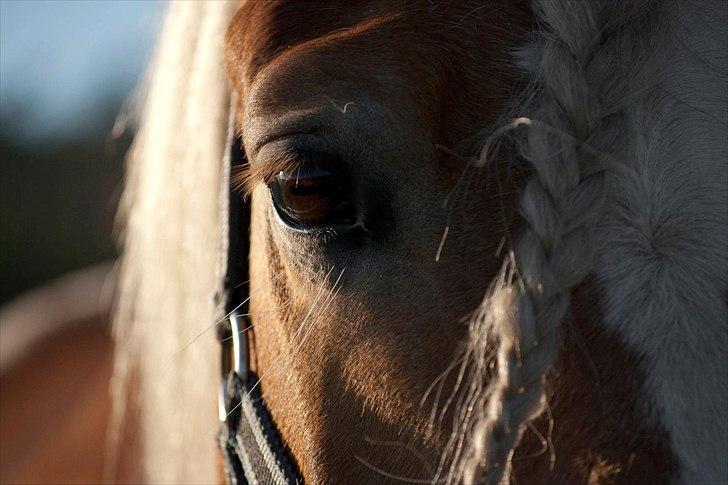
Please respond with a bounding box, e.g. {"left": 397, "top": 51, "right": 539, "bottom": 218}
{"left": 1, "top": 0, "right": 163, "bottom": 303}
{"left": 1, "top": 2, "right": 165, "bottom": 482}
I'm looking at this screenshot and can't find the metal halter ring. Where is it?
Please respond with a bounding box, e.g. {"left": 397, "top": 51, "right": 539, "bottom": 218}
{"left": 218, "top": 312, "right": 249, "bottom": 422}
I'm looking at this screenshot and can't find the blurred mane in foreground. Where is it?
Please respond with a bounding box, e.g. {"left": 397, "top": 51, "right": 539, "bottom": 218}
{"left": 109, "top": 2, "right": 237, "bottom": 481}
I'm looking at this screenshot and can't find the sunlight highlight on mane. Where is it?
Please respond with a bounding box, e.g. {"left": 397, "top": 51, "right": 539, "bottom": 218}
{"left": 108, "top": 2, "right": 240, "bottom": 482}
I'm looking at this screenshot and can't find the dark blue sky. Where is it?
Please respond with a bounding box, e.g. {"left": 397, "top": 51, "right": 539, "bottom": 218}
{"left": 1, "top": 0, "right": 164, "bottom": 142}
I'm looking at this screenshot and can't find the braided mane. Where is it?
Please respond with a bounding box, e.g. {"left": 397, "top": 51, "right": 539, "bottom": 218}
{"left": 451, "top": 2, "right": 669, "bottom": 483}
{"left": 445, "top": 0, "right": 727, "bottom": 482}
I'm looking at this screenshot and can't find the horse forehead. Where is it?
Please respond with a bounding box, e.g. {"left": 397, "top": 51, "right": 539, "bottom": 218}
{"left": 226, "top": 5, "right": 452, "bottom": 142}
{"left": 226, "top": 1, "right": 494, "bottom": 86}
{"left": 226, "top": 2, "right": 532, "bottom": 147}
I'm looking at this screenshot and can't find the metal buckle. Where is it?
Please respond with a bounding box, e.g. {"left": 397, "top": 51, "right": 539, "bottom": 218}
{"left": 218, "top": 312, "right": 249, "bottom": 422}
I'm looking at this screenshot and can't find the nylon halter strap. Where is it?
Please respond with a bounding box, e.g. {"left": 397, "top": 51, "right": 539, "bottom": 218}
{"left": 217, "top": 120, "right": 301, "bottom": 484}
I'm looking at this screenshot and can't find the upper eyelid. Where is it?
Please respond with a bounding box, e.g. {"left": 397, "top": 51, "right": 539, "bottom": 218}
{"left": 254, "top": 132, "right": 330, "bottom": 161}
{"left": 231, "top": 149, "right": 301, "bottom": 196}
{"left": 231, "top": 142, "right": 338, "bottom": 196}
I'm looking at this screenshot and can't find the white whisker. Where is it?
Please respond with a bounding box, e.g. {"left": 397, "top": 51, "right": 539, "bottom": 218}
{"left": 173, "top": 270, "right": 287, "bottom": 359}
{"left": 354, "top": 455, "right": 444, "bottom": 484}
{"left": 221, "top": 266, "right": 344, "bottom": 424}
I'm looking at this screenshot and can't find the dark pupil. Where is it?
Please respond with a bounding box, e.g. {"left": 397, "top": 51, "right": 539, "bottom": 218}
{"left": 270, "top": 164, "right": 352, "bottom": 226}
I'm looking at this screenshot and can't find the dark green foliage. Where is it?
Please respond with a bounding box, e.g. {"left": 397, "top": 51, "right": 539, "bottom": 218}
{"left": 0, "top": 99, "right": 131, "bottom": 303}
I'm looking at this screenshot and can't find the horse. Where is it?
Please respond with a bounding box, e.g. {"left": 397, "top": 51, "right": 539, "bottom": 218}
{"left": 0, "top": 264, "right": 116, "bottom": 484}
{"left": 109, "top": 1, "right": 727, "bottom": 483}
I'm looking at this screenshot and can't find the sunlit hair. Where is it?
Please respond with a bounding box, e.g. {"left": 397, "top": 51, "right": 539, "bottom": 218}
{"left": 108, "top": 2, "right": 239, "bottom": 482}
{"left": 231, "top": 149, "right": 320, "bottom": 197}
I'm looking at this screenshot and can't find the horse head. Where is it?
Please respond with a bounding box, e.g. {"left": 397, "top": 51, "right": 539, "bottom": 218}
{"left": 112, "top": 1, "right": 727, "bottom": 483}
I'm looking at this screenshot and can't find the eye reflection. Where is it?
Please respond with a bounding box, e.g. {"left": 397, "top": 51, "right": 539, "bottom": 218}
{"left": 269, "top": 162, "right": 354, "bottom": 227}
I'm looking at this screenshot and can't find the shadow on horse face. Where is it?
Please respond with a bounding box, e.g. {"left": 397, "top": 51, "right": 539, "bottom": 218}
{"left": 223, "top": 1, "right": 675, "bottom": 483}
{"left": 224, "top": 2, "right": 530, "bottom": 481}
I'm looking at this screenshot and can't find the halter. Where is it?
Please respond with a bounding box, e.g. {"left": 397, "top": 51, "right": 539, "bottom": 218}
{"left": 217, "top": 128, "right": 302, "bottom": 484}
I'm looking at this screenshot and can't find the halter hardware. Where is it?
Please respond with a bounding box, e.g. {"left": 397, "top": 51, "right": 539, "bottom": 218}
{"left": 217, "top": 119, "right": 301, "bottom": 484}
{"left": 218, "top": 312, "right": 248, "bottom": 422}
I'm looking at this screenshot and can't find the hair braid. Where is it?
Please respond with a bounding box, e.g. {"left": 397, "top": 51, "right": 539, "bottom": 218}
{"left": 458, "top": 2, "right": 653, "bottom": 483}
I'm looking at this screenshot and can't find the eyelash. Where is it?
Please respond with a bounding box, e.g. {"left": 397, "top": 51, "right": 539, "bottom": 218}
{"left": 231, "top": 149, "right": 338, "bottom": 197}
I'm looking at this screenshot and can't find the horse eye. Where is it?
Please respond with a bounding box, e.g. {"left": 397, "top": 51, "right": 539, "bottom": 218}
{"left": 269, "top": 163, "right": 354, "bottom": 227}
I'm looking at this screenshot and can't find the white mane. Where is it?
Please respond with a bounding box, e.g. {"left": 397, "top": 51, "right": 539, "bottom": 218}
{"left": 110, "top": 2, "right": 238, "bottom": 482}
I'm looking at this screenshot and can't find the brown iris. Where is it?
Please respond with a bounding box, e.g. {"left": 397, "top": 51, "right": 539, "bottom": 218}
{"left": 269, "top": 163, "right": 354, "bottom": 227}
